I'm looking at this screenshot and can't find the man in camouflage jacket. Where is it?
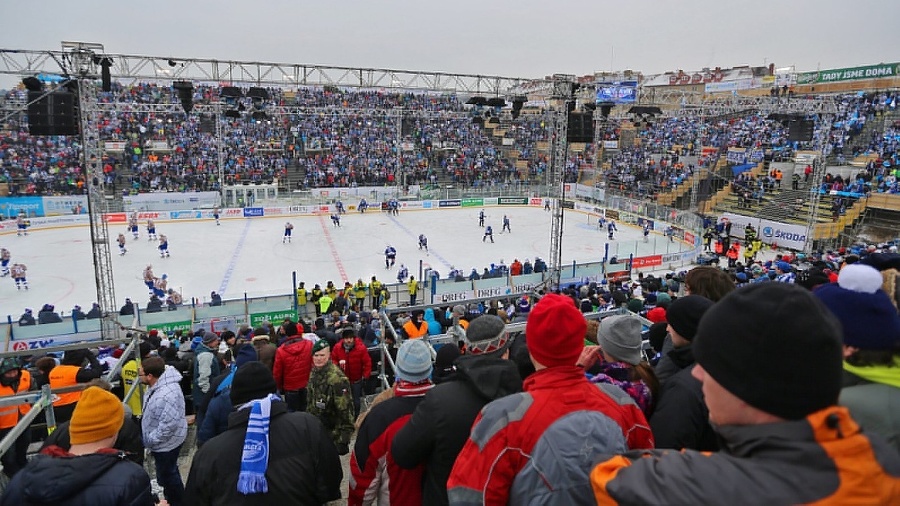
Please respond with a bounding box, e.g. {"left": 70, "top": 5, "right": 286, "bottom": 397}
{"left": 308, "top": 339, "right": 355, "bottom": 455}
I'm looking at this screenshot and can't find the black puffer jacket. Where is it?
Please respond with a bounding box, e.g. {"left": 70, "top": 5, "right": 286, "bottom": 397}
{"left": 1, "top": 447, "right": 153, "bottom": 506}
{"left": 391, "top": 354, "right": 522, "bottom": 506}
{"left": 184, "top": 400, "right": 343, "bottom": 505}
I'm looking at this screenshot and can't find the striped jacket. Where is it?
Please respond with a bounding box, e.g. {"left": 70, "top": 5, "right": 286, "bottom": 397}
{"left": 447, "top": 366, "right": 653, "bottom": 505}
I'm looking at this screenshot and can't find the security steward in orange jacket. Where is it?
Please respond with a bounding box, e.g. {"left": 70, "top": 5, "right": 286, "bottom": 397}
{"left": 590, "top": 283, "right": 900, "bottom": 505}
{"left": 401, "top": 311, "right": 429, "bottom": 340}
{"left": 0, "top": 358, "right": 34, "bottom": 478}
{"left": 48, "top": 348, "right": 103, "bottom": 424}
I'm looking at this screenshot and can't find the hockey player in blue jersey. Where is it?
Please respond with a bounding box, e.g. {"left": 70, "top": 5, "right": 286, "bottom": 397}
{"left": 478, "top": 209, "right": 486, "bottom": 227}
{"left": 335, "top": 200, "right": 345, "bottom": 214}
{"left": 213, "top": 207, "right": 221, "bottom": 225}
{"left": 359, "top": 198, "right": 368, "bottom": 213}
{"left": 643, "top": 223, "right": 651, "bottom": 242}
{"left": 608, "top": 220, "right": 618, "bottom": 240}
{"left": 397, "top": 264, "right": 408, "bottom": 283}
{"left": 502, "top": 215, "right": 511, "bottom": 233}
{"left": 283, "top": 222, "right": 294, "bottom": 243}
{"left": 418, "top": 234, "right": 428, "bottom": 252}
{"left": 16, "top": 215, "right": 28, "bottom": 236}
{"left": 385, "top": 245, "right": 397, "bottom": 268}
{"left": 483, "top": 225, "right": 494, "bottom": 243}
{"left": 331, "top": 213, "right": 341, "bottom": 227}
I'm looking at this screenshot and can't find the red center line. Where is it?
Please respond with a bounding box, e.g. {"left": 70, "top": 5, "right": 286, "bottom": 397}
{"left": 317, "top": 213, "right": 348, "bottom": 284}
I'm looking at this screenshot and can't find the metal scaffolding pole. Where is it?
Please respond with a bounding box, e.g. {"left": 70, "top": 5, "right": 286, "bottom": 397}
{"left": 547, "top": 75, "right": 575, "bottom": 289}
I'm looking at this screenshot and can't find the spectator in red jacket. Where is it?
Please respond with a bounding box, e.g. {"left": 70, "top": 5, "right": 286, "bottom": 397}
{"left": 349, "top": 339, "right": 434, "bottom": 506}
{"left": 331, "top": 328, "right": 373, "bottom": 417}
{"left": 447, "top": 294, "right": 654, "bottom": 505}
{"left": 272, "top": 321, "right": 314, "bottom": 412}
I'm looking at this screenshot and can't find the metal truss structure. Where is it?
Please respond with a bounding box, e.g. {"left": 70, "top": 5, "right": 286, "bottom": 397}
{"left": 0, "top": 47, "right": 528, "bottom": 95}
{"left": 546, "top": 75, "right": 576, "bottom": 289}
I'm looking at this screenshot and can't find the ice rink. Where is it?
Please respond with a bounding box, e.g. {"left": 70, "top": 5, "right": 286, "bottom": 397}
{"left": 0, "top": 205, "right": 684, "bottom": 318}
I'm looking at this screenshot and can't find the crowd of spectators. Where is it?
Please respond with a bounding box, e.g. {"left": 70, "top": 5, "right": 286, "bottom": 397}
{"left": 2, "top": 85, "right": 899, "bottom": 201}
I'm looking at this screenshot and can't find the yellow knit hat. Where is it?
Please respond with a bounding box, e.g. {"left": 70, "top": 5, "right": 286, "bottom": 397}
{"left": 69, "top": 386, "right": 124, "bottom": 445}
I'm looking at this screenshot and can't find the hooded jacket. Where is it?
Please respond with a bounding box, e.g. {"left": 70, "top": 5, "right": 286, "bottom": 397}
{"left": 142, "top": 365, "right": 188, "bottom": 453}
{"left": 391, "top": 354, "right": 522, "bottom": 506}
{"left": 1, "top": 447, "right": 154, "bottom": 506}
{"left": 423, "top": 308, "right": 444, "bottom": 336}
{"left": 592, "top": 406, "right": 900, "bottom": 505}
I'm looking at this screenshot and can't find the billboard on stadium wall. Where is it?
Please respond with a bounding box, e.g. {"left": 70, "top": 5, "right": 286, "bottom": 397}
{"left": 0, "top": 197, "right": 44, "bottom": 218}
{"left": 123, "top": 191, "right": 220, "bottom": 212}
{"left": 801, "top": 63, "right": 900, "bottom": 84}
{"left": 43, "top": 196, "right": 88, "bottom": 215}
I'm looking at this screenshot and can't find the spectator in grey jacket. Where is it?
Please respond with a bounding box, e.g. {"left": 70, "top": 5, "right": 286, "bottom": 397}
{"left": 141, "top": 356, "right": 187, "bottom": 506}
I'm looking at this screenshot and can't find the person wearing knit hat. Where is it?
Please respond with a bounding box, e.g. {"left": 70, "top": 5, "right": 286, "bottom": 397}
{"left": 655, "top": 295, "right": 715, "bottom": 384}
{"left": 465, "top": 314, "right": 514, "bottom": 356}
{"left": 392, "top": 319, "right": 522, "bottom": 505}
{"left": 447, "top": 294, "right": 653, "bottom": 504}
{"left": 3, "top": 386, "right": 155, "bottom": 505}
{"left": 185, "top": 361, "right": 343, "bottom": 504}
{"left": 198, "top": 344, "right": 260, "bottom": 447}
{"left": 647, "top": 295, "right": 718, "bottom": 451}
{"left": 349, "top": 339, "right": 435, "bottom": 505}
{"left": 590, "top": 282, "right": 900, "bottom": 505}
{"left": 813, "top": 263, "right": 900, "bottom": 451}
{"left": 192, "top": 331, "right": 222, "bottom": 433}
{"left": 580, "top": 314, "right": 658, "bottom": 416}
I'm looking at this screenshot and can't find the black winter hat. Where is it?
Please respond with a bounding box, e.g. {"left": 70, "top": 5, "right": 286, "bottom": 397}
{"left": 230, "top": 362, "right": 277, "bottom": 406}
{"left": 693, "top": 283, "right": 843, "bottom": 421}
{"left": 666, "top": 295, "right": 714, "bottom": 341}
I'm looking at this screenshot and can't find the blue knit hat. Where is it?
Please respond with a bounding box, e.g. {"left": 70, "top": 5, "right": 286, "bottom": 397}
{"left": 814, "top": 264, "right": 900, "bottom": 350}
{"left": 395, "top": 339, "right": 433, "bottom": 382}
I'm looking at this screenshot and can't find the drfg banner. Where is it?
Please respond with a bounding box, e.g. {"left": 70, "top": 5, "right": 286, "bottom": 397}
{"left": 758, "top": 219, "right": 808, "bottom": 250}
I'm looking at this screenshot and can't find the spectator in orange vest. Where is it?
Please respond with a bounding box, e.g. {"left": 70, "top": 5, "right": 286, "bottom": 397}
{"left": 725, "top": 243, "right": 740, "bottom": 268}
{"left": 49, "top": 349, "right": 104, "bottom": 423}
{"left": 0, "top": 358, "right": 33, "bottom": 478}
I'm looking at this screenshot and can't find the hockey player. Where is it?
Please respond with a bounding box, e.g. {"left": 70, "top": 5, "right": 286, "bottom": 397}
{"left": 359, "top": 198, "right": 368, "bottom": 213}
{"left": 502, "top": 215, "right": 511, "bottom": 233}
{"left": 117, "top": 233, "right": 128, "bottom": 255}
{"left": 384, "top": 245, "right": 397, "bottom": 269}
{"left": 418, "top": 234, "right": 428, "bottom": 252}
{"left": 331, "top": 213, "right": 341, "bottom": 227}
{"left": 146, "top": 219, "right": 157, "bottom": 241}
{"left": 128, "top": 212, "right": 139, "bottom": 239}
{"left": 10, "top": 263, "right": 27, "bottom": 290}
{"left": 16, "top": 215, "right": 28, "bottom": 236}
{"left": 0, "top": 248, "right": 10, "bottom": 276}
{"left": 283, "top": 222, "right": 294, "bottom": 243}
{"left": 483, "top": 225, "right": 494, "bottom": 243}
{"left": 607, "top": 220, "right": 618, "bottom": 240}
{"left": 479, "top": 209, "right": 486, "bottom": 227}
{"left": 213, "top": 207, "right": 221, "bottom": 225}
{"left": 143, "top": 265, "right": 155, "bottom": 294}
{"left": 153, "top": 274, "right": 168, "bottom": 298}
{"left": 643, "top": 223, "right": 651, "bottom": 242}
{"left": 335, "top": 200, "right": 345, "bottom": 214}
{"left": 158, "top": 234, "right": 170, "bottom": 258}
{"left": 397, "top": 264, "right": 409, "bottom": 284}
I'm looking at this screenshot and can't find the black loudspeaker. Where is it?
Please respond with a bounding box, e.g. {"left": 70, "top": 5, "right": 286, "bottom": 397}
{"left": 567, "top": 112, "right": 594, "bottom": 143}
{"left": 787, "top": 119, "right": 814, "bottom": 142}
{"left": 27, "top": 91, "right": 79, "bottom": 136}
{"left": 401, "top": 118, "right": 416, "bottom": 137}
{"left": 199, "top": 115, "right": 217, "bottom": 134}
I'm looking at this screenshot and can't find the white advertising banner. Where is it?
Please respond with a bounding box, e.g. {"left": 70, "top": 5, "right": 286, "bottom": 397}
{"left": 758, "top": 219, "right": 808, "bottom": 250}
{"left": 720, "top": 212, "right": 760, "bottom": 240}
{"left": 123, "top": 192, "right": 221, "bottom": 212}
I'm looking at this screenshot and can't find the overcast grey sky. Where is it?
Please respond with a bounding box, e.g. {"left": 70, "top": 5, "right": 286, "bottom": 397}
{"left": 2, "top": 0, "right": 898, "bottom": 82}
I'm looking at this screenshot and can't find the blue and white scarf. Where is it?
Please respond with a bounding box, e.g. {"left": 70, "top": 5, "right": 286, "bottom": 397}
{"left": 237, "top": 393, "right": 279, "bottom": 494}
